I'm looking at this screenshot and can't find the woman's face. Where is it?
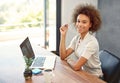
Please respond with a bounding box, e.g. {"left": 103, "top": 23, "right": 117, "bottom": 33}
{"left": 76, "top": 14, "right": 91, "bottom": 35}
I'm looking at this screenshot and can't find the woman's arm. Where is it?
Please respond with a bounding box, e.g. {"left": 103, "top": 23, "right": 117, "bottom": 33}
{"left": 67, "top": 56, "right": 87, "bottom": 71}
{"left": 59, "top": 24, "right": 73, "bottom": 60}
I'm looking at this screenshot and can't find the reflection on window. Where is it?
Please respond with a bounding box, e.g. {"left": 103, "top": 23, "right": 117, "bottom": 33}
{"left": 0, "top": 0, "right": 56, "bottom": 51}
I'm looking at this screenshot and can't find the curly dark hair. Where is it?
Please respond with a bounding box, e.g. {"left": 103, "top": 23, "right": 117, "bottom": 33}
{"left": 72, "top": 4, "right": 101, "bottom": 33}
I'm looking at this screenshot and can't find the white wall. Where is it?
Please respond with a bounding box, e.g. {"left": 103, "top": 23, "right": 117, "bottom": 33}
{"left": 61, "top": 0, "right": 98, "bottom": 46}
{"left": 61, "top": 0, "right": 98, "bottom": 24}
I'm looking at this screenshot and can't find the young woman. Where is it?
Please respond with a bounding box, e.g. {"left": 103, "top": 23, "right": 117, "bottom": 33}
{"left": 59, "top": 4, "right": 103, "bottom": 78}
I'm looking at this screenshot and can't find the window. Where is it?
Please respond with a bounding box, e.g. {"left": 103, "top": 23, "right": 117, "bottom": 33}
{"left": 0, "top": 0, "right": 56, "bottom": 51}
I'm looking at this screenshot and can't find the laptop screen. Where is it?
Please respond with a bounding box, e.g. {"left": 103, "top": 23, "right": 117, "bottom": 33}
{"left": 20, "top": 37, "right": 35, "bottom": 59}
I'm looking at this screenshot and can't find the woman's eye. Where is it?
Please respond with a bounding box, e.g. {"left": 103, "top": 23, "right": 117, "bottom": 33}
{"left": 83, "top": 22, "right": 86, "bottom": 23}
{"left": 82, "top": 21, "right": 87, "bottom": 24}
{"left": 77, "top": 20, "right": 80, "bottom": 23}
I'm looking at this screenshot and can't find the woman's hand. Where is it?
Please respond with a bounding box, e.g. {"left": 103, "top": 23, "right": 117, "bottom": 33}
{"left": 60, "top": 24, "right": 68, "bottom": 36}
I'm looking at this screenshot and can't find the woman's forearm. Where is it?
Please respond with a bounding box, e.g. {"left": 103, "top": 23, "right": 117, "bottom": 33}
{"left": 67, "top": 57, "right": 87, "bottom": 71}
{"left": 59, "top": 24, "right": 69, "bottom": 60}
{"left": 67, "top": 59, "right": 82, "bottom": 71}
{"left": 59, "top": 35, "right": 67, "bottom": 60}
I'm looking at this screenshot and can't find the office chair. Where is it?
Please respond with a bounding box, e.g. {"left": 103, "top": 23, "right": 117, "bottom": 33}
{"left": 99, "top": 50, "right": 120, "bottom": 83}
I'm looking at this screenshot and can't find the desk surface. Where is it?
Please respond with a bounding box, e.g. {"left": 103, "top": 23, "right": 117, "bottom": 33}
{"left": 0, "top": 40, "right": 106, "bottom": 83}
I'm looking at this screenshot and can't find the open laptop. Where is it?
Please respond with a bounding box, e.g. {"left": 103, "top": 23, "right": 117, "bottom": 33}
{"left": 20, "top": 37, "right": 56, "bottom": 70}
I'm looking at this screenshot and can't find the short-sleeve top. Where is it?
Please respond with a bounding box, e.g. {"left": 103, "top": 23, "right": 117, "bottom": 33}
{"left": 67, "top": 32, "right": 103, "bottom": 77}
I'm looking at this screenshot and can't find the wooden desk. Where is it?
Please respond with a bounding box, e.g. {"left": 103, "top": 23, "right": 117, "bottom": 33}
{"left": 0, "top": 41, "right": 106, "bottom": 83}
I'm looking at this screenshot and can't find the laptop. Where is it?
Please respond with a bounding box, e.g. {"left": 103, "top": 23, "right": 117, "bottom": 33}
{"left": 20, "top": 37, "right": 56, "bottom": 70}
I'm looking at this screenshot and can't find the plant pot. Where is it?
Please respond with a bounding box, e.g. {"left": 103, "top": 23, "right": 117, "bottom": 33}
{"left": 24, "top": 69, "right": 32, "bottom": 80}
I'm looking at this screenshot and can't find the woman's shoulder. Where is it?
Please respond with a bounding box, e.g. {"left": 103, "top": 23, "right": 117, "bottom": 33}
{"left": 86, "top": 33, "right": 99, "bottom": 45}
{"left": 91, "top": 34, "right": 98, "bottom": 42}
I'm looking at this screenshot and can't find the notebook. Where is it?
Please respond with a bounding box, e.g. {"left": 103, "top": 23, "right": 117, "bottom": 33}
{"left": 20, "top": 37, "right": 56, "bottom": 70}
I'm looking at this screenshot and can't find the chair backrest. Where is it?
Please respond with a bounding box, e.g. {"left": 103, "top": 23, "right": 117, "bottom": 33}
{"left": 99, "top": 50, "right": 120, "bottom": 83}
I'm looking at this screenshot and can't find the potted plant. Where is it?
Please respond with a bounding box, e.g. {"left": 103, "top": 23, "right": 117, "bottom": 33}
{"left": 23, "top": 56, "right": 33, "bottom": 80}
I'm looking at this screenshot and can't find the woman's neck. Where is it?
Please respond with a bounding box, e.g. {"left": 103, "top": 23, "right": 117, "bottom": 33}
{"left": 80, "top": 32, "right": 88, "bottom": 40}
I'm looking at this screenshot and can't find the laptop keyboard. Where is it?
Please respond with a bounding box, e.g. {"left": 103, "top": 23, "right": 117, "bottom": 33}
{"left": 32, "top": 57, "right": 46, "bottom": 67}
